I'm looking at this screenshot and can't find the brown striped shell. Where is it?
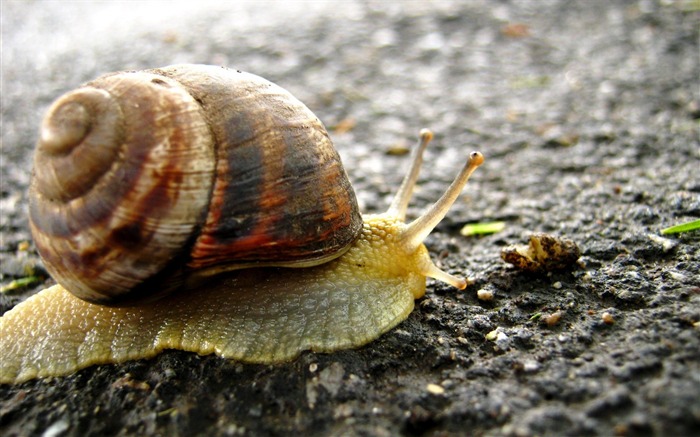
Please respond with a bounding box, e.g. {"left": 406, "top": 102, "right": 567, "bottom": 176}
{"left": 29, "top": 64, "right": 362, "bottom": 305}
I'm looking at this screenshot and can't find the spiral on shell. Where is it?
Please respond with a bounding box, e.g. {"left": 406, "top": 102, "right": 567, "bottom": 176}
{"left": 29, "top": 64, "right": 362, "bottom": 304}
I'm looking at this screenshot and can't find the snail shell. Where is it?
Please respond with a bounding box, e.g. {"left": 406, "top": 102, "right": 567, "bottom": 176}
{"left": 0, "top": 64, "right": 485, "bottom": 384}
{"left": 29, "top": 64, "right": 362, "bottom": 304}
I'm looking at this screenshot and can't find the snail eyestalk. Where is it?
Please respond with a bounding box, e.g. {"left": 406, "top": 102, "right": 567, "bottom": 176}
{"left": 401, "top": 150, "right": 485, "bottom": 255}
{"left": 419, "top": 257, "right": 469, "bottom": 290}
{"left": 387, "top": 129, "right": 434, "bottom": 221}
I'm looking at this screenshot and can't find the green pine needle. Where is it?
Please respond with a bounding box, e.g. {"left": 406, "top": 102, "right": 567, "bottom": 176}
{"left": 0, "top": 276, "right": 43, "bottom": 293}
{"left": 460, "top": 221, "right": 506, "bottom": 237}
{"left": 661, "top": 219, "right": 700, "bottom": 235}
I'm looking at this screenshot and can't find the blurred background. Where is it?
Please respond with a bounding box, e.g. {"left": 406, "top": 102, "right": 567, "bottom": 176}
{"left": 8, "top": 0, "right": 695, "bottom": 229}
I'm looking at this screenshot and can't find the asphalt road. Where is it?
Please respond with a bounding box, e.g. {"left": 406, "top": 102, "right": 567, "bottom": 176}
{"left": 1, "top": 1, "right": 699, "bottom": 436}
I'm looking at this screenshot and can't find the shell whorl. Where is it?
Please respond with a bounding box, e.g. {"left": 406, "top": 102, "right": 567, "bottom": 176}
{"left": 28, "top": 65, "right": 362, "bottom": 304}
{"left": 33, "top": 88, "right": 124, "bottom": 201}
{"left": 29, "top": 72, "right": 216, "bottom": 304}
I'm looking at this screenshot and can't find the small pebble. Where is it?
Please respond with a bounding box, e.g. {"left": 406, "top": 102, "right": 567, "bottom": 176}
{"left": 43, "top": 419, "right": 70, "bottom": 437}
{"left": 523, "top": 360, "right": 541, "bottom": 373}
{"left": 647, "top": 233, "right": 676, "bottom": 252}
{"left": 602, "top": 312, "right": 615, "bottom": 325}
{"left": 544, "top": 311, "right": 562, "bottom": 326}
{"left": 385, "top": 142, "right": 410, "bottom": 155}
{"left": 426, "top": 383, "right": 445, "bottom": 395}
{"left": 486, "top": 328, "right": 500, "bottom": 341}
{"left": 477, "top": 288, "right": 494, "bottom": 301}
{"left": 333, "top": 403, "right": 354, "bottom": 419}
{"left": 494, "top": 331, "right": 512, "bottom": 351}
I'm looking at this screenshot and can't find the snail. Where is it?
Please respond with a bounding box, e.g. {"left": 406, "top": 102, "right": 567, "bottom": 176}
{"left": 0, "top": 64, "right": 484, "bottom": 384}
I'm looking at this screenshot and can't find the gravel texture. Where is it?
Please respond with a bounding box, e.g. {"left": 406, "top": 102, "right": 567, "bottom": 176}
{"left": 1, "top": 1, "right": 699, "bottom": 436}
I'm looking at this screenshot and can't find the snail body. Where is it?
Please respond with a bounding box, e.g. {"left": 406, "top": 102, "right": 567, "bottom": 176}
{"left": 0, "top": 65, "right": 484, "bottom": 384}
